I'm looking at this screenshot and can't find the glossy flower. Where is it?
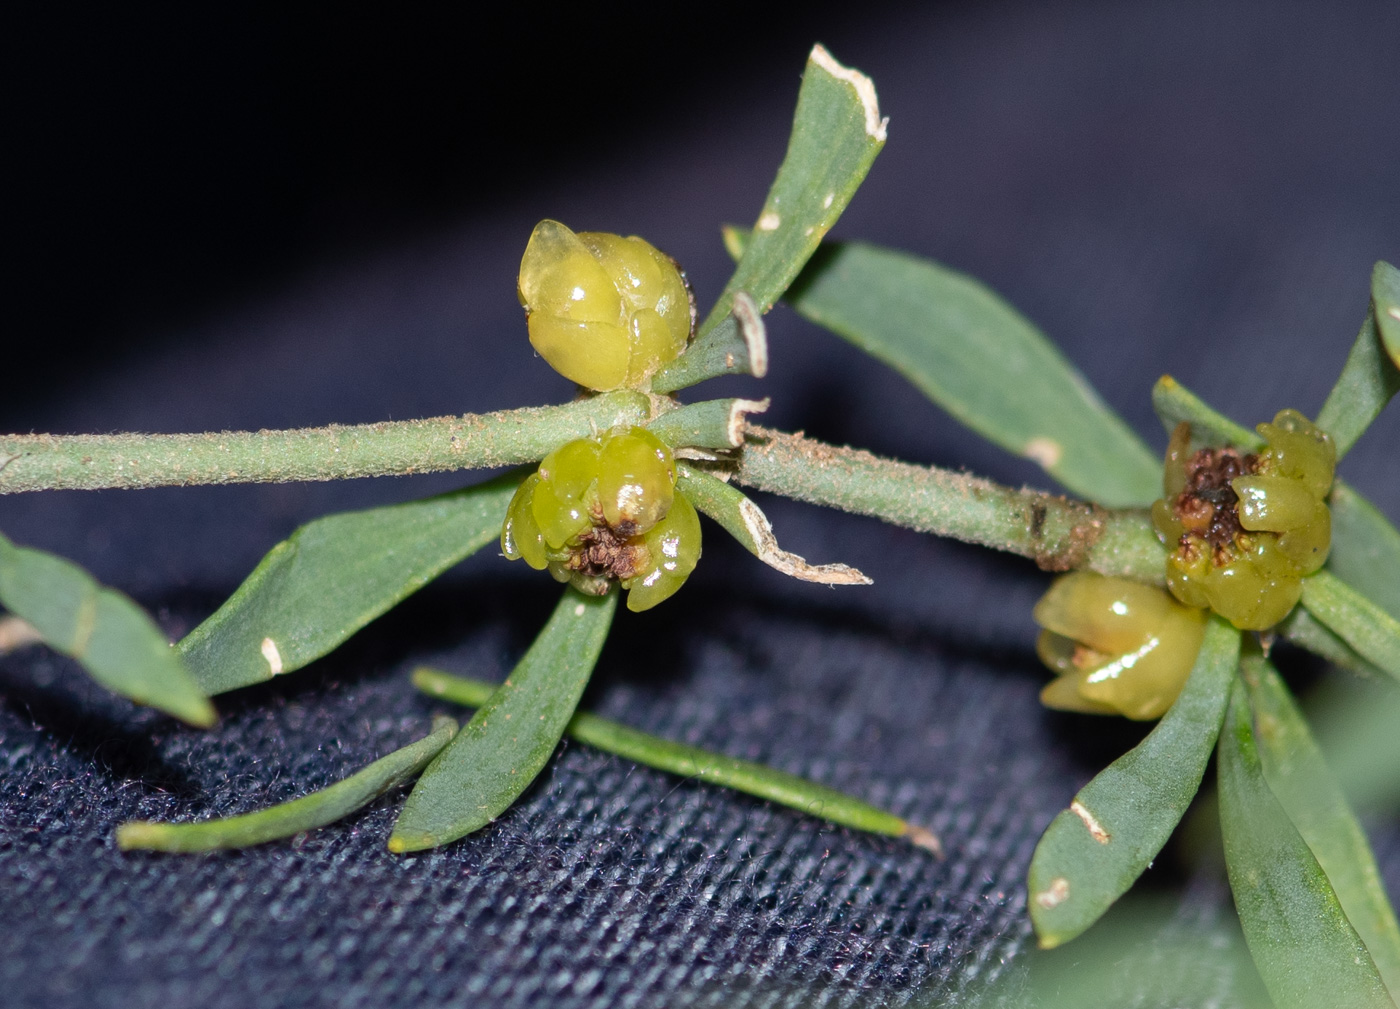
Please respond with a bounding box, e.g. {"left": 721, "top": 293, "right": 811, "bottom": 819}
{"left": 1034, "top": 572, "right": 1208, "bottom": 720}
{"left": 518, "top": 220, "right": 694, "bottom": 391}
{"left": 500, "top": 427, "right": 701, "bottom": 611}
{"left": 1151, "top": 410, "right": 1335, "bottom": 630}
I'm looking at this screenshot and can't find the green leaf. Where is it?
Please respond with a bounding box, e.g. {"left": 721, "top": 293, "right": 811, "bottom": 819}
{"left": 1217, "top": 677, "right": 1394, "bottom": 1009}
{"left": 1241, "top": 653, "right": 1400, "bottom": 994}
{"left": 1152, "top": 374, "right": 1263, "bottom": 450}
{"left": 735, "top": 237, "right": 1161, "bottom": 507}
{"left": 1028, "top": 616, "right": 1240, "bottom": 948}
{"left": 1310, "top": 678, "right": 1400, "bottom": 814}
{"left": 1279, "top": 606, "right": 1386, "bottom": 678}
{"left": 675, "top": 463, "right": 870, "bottom": 584}
{"left": 651, "top": 294, "right": 768, "bottom": 393}
{"left": 0, "top": 531, "right": 215, "bottom": 726}
{"left": 1377, "top": 261, "right": 1400, "bottom": 367}
{"left": 697, "top": 44, "right": 886, "bottom": 340}
{"left": 1329, "top": 481, "right": 1400, "bottom": 620}
{"left": 389, "top": 586, "right": 617, "bottom": 852}
{"left": 179, "top": 473, "right": 519, "bottom": 695}
{"left": 1302, "top": 570, "right": 1400, "bottom": 683}
{"left": 116, "top": 717, "right": 457, "bottom": 852}
{"left": 1316, "top": 266, "right": 1400, "bottom": 460}
{"left": 411, "top": 666, "right": 940, "bottom": 852}
{"left": 646, "top": 396, "right": 770, "bottom": 453}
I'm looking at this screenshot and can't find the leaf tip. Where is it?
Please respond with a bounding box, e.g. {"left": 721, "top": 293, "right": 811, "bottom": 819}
{"left": 115, "top": 821, "right": 165, "bottom": 851}
{"left": 808, "top": 44, "right": 887, "bottom": 143}
{"left": 731, "top": 292, "right": 769, "bottom": 377}
{"left": 904, "top": 823, "right": 943, "bottom": 857}
{"left": 177, "top": 697, "right": 219, "bottom": 729}
{"left": 727, "top": 397, "right": 771, "bottom": 448}
{"left": 385, "top": 833, "right": 417, "bottom": 855}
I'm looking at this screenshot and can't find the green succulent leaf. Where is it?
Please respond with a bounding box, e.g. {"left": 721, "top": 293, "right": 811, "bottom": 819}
{"left": 1028, "top": 616, "right": 1239, "bottom": 948}
{"left": 697, "top": 44, "right": 886, "bottom": 341}
{"left": 1316, "top": 263, "right": 1400, "bottom": 459}
{"left": 1376, "top": 261, "right": 1400, "bottom": 366}
{"left": 0, "top": 531, "right": 215, "bottom": 726}
{"left": 389, "top": 586, "right": 617, "bottom": 852}
{"left": 651, "top": 295, "right": 767, "bottom": 393}
{"left": 1152, "top": 375, "right": 1263, "bottom": 450}
{"left": 1302, "top": 570, "right": 1400, "bottom": 683}
{"left": 1218, "top": 678, "right": 1393, "bottom": 1009}
{"left": 179, "top": 473, "right": 519, "bottom": 695}
{"left": 116, "top": 717, "right": 457, "bottom": 852}
{"left": 1240, "top": 653, "right": 1400, "bottom": 994}
{"left": 1328, "top": 481, "right": 1400, "bottom": 621}
{"left": 1278, "top": 607, "right": 1386, "bottom": 679}
{"left": 411, "top": 666, "right": 938, "bottom": 852}
{"left": 727, "top": 235, "right": 1159, "bottom": 507}
{"left": 645, "top": 397, "right": 769, "bottom": 453}
{"left": 675, "top": 463, "right": 870, "bottom": 585}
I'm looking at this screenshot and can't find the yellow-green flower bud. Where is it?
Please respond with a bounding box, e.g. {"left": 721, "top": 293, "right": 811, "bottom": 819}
{"left": 1034, "top": 572, "right": 1207, "bottom": 721}
{"left": 518, "top": 220, "right": 693, "bottom": 391}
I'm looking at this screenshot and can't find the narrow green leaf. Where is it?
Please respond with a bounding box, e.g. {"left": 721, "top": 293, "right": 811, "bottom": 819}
{"left": 1329, "top": 481, "right": 1400, "bottom": 620}
{"left": 1279, "top": 606, "right": 1386, "bottom": 678}
{"left": 646, "top": 396, "right": 770, "bottom": 453}
{"left": 651, "top": 293, "right": 767, "bottom": 393}
{"left": 179, "top": 473, "right": 519, "bottom": 695}
{"left": 1028, "top": 616, "right": 1240, "bottom": 948}
{"left": 1302, "top": 570, "right": 1400, "bottom": 682}
{"left": 0, "top": 532, "right": 215, "bottom": 726}
{"left": 1218, "top": 678, "right": 1393, "bottom": 1009}
{"left": 1317, "top": 263, "right": 1400, "bottom": 458}
{"left": 1152, "top": 375, "right": 1264, "bottom": 450}
{"left": 389, "top": 587, "right": 617, "bottom": 852}
{"left": 732, "top": 236, "right": 1160, "bottom": 506}
{"left": 116, "top": 717, "right": 457, "bottom": 852}
{"left": 1310, "top": 679, "right": 1400, "bottom": 814}
{"left": 1377, "top": 261, "right": 1400, "bottom": 367}
{"left": 1242, "top": 653, "right": 1400, "bottom": 993}
{"left": 675, "top": 464, "right": 870, "bottom": 584}
{"left": 697, "top": 44, "right": 886, "bottom": 340}
{"left": 412, "top": 666, "right": 940, "bottom": 852}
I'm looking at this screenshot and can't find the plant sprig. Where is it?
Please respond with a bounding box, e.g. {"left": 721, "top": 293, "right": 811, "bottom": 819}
{"left": 2, "top": 43, "right": 1400, "bottom": 1005}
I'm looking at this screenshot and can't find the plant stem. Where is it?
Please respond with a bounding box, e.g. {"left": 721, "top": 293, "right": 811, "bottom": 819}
{"left": 0, "top": 406, "right": 1167, "bottom": 583}
{"left": 733, "top": 426, "right": 1166, "bottom": 582}
{"left": 0, "top": 393, "right": 650, "bottom": 494}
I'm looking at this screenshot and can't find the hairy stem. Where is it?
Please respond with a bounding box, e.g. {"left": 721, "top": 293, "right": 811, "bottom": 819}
{"left": 733, "top": 426, "right": 1166, "bottom": 582}
{"left": 0, "top": 406, "right": 1167, "bottom": 583}
{"left": 0, "top": 393, "right": 650, "bottom": 494}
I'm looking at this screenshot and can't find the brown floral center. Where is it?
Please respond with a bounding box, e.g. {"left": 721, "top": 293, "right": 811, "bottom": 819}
{"left": 1171, "top": 445, "right": 1260, "bottom": 562}
{"left": 563, "top": 519, "right": 649, "bottom": 582}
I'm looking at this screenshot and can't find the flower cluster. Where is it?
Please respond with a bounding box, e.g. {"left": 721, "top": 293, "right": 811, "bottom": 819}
{"left": 1151, "top": 409, "right": 1334, "bottom": 630}
{"left": 517, "top": 220, "right": 694, "bottom": 392}
{"left": 500, "top": 427, "right": 701, "bottom": 611}
{"left": 1034, "top": 572, "right": 1207, "bottom": 720}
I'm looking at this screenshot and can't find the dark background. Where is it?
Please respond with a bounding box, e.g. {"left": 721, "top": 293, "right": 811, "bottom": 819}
{"left": 2, "top": 2, "right": 1399, "bottom": 1006}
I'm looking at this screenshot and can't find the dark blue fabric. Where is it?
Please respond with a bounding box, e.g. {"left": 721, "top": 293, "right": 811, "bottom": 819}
{"left": 3, "top": 2, "right": 1399, "bottom": 1005}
